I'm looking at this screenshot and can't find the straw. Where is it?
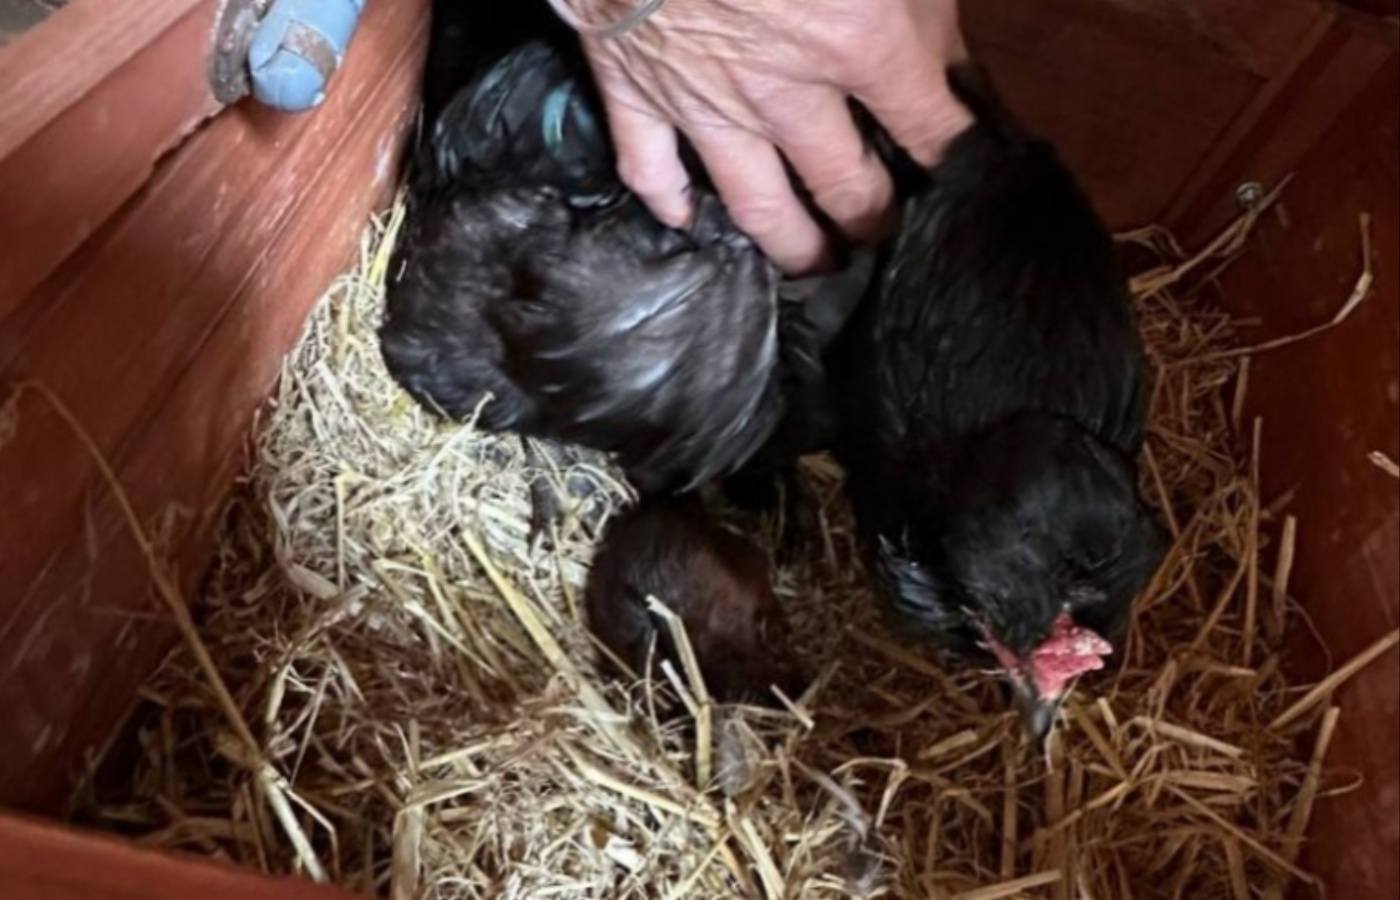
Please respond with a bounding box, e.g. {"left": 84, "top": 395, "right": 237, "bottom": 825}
{"left": 71, "top": 183, "right": 1385, "bottom": 897}
{"left": 1368, "top": 451, "right": 1400, "bottom": 479}
{"left": 1270, "top": 630, "right": 1400, "bottom": 730}
{"left": 1263, "top": 706, "right": 1340, "bottom": 900}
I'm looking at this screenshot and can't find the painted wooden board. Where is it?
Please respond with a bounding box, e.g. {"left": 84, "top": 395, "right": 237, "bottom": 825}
{"left": 0, "top": 812, "right": 355, "bottom": 900}
{"left": 1168, "top": 15, "right": 1394, "bottom": 238}
{"left": 1206, "top": 54, "right": 1399, "bottom": 900}
{"left": 964, "top": 0, "right": 1328, "bottom": 227}
{"left": 0, "top": 1, "right": 223, "bottom": 312}
{"left": 0, "top": 0, "right": 204, "bottom": 162}
{"left": 0, "top": 0, "right": 423, "bottom": 629}
{"left": 0, "top": 0, "right": 428, "bottom": 809}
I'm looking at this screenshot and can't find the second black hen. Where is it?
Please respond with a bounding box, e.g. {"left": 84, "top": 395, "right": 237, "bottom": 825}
{"left": 835, "top": 68, "right": 1168, "bottom": 741}
{"left": 380, "top": 35, "right": 858, "bottom": 498}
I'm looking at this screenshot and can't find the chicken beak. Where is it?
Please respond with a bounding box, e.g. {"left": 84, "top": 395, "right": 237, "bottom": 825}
{"left": 1010, "top": 678, "right": 1063, "bottom": 746}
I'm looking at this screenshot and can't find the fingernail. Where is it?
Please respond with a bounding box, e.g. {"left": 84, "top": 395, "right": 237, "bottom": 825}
{"left": 654, "top": 190, "right": 691, "bottom": 230}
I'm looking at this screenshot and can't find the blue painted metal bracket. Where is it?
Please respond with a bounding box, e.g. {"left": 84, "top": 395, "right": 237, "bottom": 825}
{"left": 246, "top": 0, "right": 367, "bottom": 113}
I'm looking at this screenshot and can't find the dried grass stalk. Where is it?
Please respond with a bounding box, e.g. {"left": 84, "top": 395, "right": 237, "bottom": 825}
{"left": 1369, "top": 450, "right": 1400, "bottom": 479}
{"left": 74, "top": 185, "right": 1397, "bottom": 898}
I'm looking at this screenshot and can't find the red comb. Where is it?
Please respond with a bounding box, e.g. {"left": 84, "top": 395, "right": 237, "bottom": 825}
{"left": 1027, "top": 612, "right": 1112, "bottom": 699}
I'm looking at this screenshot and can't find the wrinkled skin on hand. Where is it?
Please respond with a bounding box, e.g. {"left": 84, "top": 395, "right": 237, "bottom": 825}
{"left": 569, "top": 0, "right": 972, "bottom": 273}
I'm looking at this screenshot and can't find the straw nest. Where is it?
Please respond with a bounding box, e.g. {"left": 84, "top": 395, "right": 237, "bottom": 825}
{"left": 78, "top": 188, "right": 1396, "bottom": 900}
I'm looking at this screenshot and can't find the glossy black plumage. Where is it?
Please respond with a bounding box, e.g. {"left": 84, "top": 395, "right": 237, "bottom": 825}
{"left": 380, "top": 37, "right": 860, "bottom": 496}
{"left": 584, "top": 498, "right": 804, "bottom": 704}
{"left": 834, "top": 68, "right": 1167, "bottom": 712}
{"left": 418, "top": 1, "right": 560, "bottom": 125}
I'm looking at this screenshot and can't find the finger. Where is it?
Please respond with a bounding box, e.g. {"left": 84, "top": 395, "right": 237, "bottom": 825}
{"left": 768, "top": 88, "right": 896, "bottom": 244}
{"left": 688, "top": 128, "right": 830, "bottom": 274}
{"left": 856, "top": 51, "right": 973, "bottom": 166}
{"left": 598, "top": 88, "right": 694, "bottom": 228}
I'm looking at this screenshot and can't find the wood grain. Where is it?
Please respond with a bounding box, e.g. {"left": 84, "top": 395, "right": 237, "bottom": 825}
{"left": 0, "top": 0, "right": 423, "bottom": 632}
{"left": 0, "top": 0, "right": 204, "bottom": 162}
{"left": 964, "top": 0, "right": 1328, "bottom": 227}
{"left": 0, "top": 0, "right": 428, "bottom": 809}
{"left": 1168, "top": 14, "right": 1393, "bottom": 238}
{"left": 0, "top": 1, "right": 222, "bottom": 314}
{"left": 1203, "top": 53, "right": 1399, "bottom": 900}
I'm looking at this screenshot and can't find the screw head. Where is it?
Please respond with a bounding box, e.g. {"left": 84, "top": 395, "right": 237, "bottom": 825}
{"left": 1236, "top": 181, "right": 1266, "bottom": 210}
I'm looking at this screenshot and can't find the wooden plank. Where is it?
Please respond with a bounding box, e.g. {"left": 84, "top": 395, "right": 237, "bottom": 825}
{"left": 1160, "top": 0, "right": 1332, "bottom": 77}
{"left": 964, "top": 0, "right": 1329, "bottom": 227}
{"left": 0, "top": 1, "right": 222, "bottom": 313}
{"left": 1160, "top": 7, "right": 1338, "bottom": 231}
{"left": 0, "top": 812, "right": 355, "bottom": 900}
{"left": 0, "top": 0, "right": 204, "bottom": 161}
{"left": 1206, "top": 55, "right": 1398, "bottom": 900}
{"left": 0, "top": 0, "right": 424, "bottom": 641}
{"left": 0, "top": 0, "right": 427, "bottom": 813}
{"left": 968, "top": 0, "right": 1254, "bottom": 225}
{"left": 1167, "top": 17, "right": 1393, "bottom": 239}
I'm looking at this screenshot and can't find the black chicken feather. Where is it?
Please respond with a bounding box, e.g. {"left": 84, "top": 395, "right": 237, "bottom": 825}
{"left": 381, "top": 37, "right": 865, "bottom": 496}
{"left": 834, "top": 66, "right": 1166, "bottom": 732}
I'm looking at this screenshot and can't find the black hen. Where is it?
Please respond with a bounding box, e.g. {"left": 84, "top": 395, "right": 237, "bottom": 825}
{"left": 835, "top": 68, "right": 1167, "bottom": 740}
{"left": 380, "top": 36, "right": 859, "bottom": 497}
{"left": 418, "top": 1, "right": 560, "bottom": 124}
{"left": 585, "top": 497, "right": 805, "bottom": 705}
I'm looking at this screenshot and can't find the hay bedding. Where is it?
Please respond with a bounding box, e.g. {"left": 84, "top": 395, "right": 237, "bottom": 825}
{"left": 74, "top": 190, "right": 1397, "bottom": 900}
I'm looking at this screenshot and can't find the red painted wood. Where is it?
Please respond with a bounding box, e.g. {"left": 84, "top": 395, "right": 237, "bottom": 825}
{"left": 0, "top": 0, "right": 428, "bottom": 809}
{"left": 1160, "top": 7, "right": 1338, "bottom": 230}
{"left": 964, "top": 0, "right": 1327, "bottom": 227}
{"left": 0, "top": 1, "right": 223, "bottom": 313}
{"left": 0, "top": 0, "right": 204, "bottom": 162}
{"left": 0, "top": 812, "right": 356, "bottom": 900}
{"left": 0, "top": 0, "right": 424, "bottom": 638}
{"left": 1162, "top": 0, "right": 1333, "bottom": 76}
{"left": 1202, "top": 56, "right": 1399, "bottom": 900}
{"left": 1167, "top": 15, "right": 1393, "bottom": 240}
{"left": 0, "top": 85, "right": 421, "bottom": 813}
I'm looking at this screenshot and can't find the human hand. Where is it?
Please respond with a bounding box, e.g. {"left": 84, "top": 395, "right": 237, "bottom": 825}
{"left": 555, "top": 0, "right": 972, "bottom": 273}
